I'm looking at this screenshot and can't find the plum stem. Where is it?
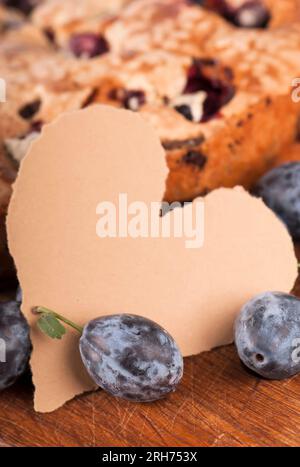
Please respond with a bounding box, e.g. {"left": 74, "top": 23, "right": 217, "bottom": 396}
{"left": 33, "top": 306, "right": 83, "bottom": 334}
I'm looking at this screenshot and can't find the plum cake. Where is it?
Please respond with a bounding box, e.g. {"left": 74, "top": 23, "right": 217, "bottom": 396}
{"left": 0, "top": 0, "right": 300, "bottom": 282}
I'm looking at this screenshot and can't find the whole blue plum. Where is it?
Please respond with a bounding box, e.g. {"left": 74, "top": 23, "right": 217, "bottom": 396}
{"left": 79, "top": 314, "right": 183, "bottom": 402}
{"left": 235, "top": 292, "right": 300, "bottom": 380}
{"left": 252, "top": 162, "right": 300, "bottom": 240}
{"left": 0, "top": 301, "right": 31, "bottom": 390}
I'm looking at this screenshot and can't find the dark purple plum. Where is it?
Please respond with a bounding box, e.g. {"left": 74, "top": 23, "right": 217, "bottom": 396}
{"left": 79, "top": 314, "right": 183, "bottom": 402}
{"left": 1, "top": 0, "right": 40, "bottom": 15}
{"left": 235, "top": 292, "right": 300, "bottom": 380}
{"left": 190, "top": 0, "right": 270, "bottom": 28}
{"left": 108, "top": 88, "right": 146, "bottom": 111}
{"left": 177, "top": 58, "right": 235, "bottom": 122}
{"left": 28, "top": 120, "right": 43, "bottom": 133}
{"left": 123, "top": 90, "right": 146, "bottom": 111}
{"left": 69, "top": 33, "right": 109, "bottom": 58}
{"left": 232, "top": 1, "right": 270, "bottom": 28}
{"left": 252, "top": 162, "right": 300, "bottom": 240}
{"left": 0, "top": 301, "right": 31, "bottom": 390}
{"left": 18, "top": 99, "right": 41, "bottom": 120}
{"left": 174, "top": 104, "right": 194, "bottom": 121}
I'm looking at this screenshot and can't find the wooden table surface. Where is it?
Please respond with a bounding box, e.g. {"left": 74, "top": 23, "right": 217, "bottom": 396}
{"left": 0, "top": 248, "right": 299, "bottom": 447}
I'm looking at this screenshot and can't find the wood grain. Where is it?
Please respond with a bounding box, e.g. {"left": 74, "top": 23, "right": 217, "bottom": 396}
{"left": 0, "top": 247, "right": 299, "bottom": 447}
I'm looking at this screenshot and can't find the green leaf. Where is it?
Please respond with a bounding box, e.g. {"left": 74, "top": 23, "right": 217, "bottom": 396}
{"left": 37, "top": 312, "right": 67, "bottom": 340}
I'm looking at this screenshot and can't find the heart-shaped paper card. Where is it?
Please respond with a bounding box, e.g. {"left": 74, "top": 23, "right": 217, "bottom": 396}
{"left": 7, "top": 106, "right": 297, "bottom": 412}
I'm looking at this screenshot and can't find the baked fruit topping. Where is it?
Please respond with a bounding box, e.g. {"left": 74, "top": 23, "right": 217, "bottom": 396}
{"left": 69, "top": 32, "right": 109, "bottom": 58}
{"left": 192, "top": 0, "right": 271, "bottom": 28}
{"left": 109, "top": 88, "right": 147, "bottom": 111}
{"left": 2, "top": 0, "right": 40, "bottom": 15}
{"left": 174, "top": 58, "right": 235, "bottom": 122}
{"left": 231, "top": 1, "right": 271, "bottom": 28}
{"left": 18, "top": 99, "right": 41, "bottom": 120}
